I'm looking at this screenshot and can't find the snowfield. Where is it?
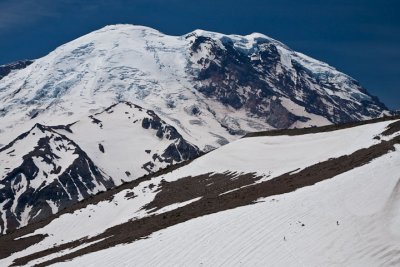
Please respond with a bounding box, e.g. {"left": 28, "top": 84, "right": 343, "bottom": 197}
{"left": 55, "top": 147, "right": 400, "bottom": 267}
{"left": 159, "top": 119, "right": 393, "bottom": 180}
{"left": 0, "top": 118, "right": 399, "bottom": 266}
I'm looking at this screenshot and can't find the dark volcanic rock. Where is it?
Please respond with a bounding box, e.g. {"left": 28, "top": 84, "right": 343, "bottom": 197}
{"left": 138, "top": 105, "right": 201, "bottom": 165}
{"left": 98, "top": 143, "right": 105, "bottom": 153}
{"left": 162, "top": 139, "right": 201, "bottom": 163}
{"left": 188, "top": 33, "right": 390, "bottom": 128}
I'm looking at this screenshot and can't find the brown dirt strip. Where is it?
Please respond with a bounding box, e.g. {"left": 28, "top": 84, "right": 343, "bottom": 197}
{"left": 144, "top": 171, "right": 263, "bottom": 212}
{"left": 382, "top": 120, "right": 400, "bottom": 136}
{"left": 244, "top": 115, "right": 400, "bottom": 138}
{"left": 11, "top": 135, "right": 400, "bottom": 267}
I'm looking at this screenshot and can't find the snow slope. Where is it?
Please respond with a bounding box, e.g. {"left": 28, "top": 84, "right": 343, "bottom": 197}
{"left": 158, "top": 119, "right": 393, "bottom": 180}
{"left": 0, "top": 117, "right": 399, "bottom": 266}
{"left": 56, "top": 148, "right": 400, "bottom": 267}
{"left": 59, "top": 101, "right": 201, "bottom": 184}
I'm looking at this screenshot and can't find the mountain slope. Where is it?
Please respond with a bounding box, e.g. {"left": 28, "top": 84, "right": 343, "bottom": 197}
{"left": 59, "top": 148, "right": 400, "bottom": 267}
{"left": 186, "top": 30, "right": 388, "bottom": 126}
{"left": 0, "top": 25, "right": 391, "bottom": 151}
{"left": 0, "top": 116, "right": 399, "bottom": 266}
{"left": 59, "top": 101, "right": 201, "bottom": 183}
{"left": 0, "top": 102, "right": 200, "bottom": 234}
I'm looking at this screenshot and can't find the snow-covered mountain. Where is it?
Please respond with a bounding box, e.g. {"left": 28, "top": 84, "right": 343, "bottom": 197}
{"left": 0, "top": 24, "right": 394, "bottom": 236}
{"left": 0, "top": 116, "right": 399, "bottom": 266}
{"left": 0, "top": 24, "right": 391, "bottom": 149}
{"left": 0, "top": 102, "right": 200, "bottom": 234}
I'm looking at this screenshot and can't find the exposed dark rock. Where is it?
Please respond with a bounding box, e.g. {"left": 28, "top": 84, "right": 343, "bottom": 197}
{"left": 89, "top": 116, "right": 103, "bottom": 128}
{"left": 48, "top": 123, "right": 75, "bottom": 134}
{"left": 265, "top": 100, "right": 309, "bottom": 129}
{"left": 142, "top": 162, "right": 155, "bottom": 173}
{"left": 156, "top": 128, "right": 163, "bottom": 138}
{"left": 162, "top": 139, "right": 201, "bottom": 163}
{"left": 124, "top": 191, "right": 135, "bottom": 199}
{"left": 382, "top": 120, "right": 400, "bottom": 136}
{"left": 188, "top": 34, "right": 391, "bottom": 129}
{"left": 141, "top": 118, "right": 150, "bottom": 129}
{"left": 98, "top": 143, "right": 105, "bottom": 153}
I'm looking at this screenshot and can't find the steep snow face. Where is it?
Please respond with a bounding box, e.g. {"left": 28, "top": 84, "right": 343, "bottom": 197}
{"left": 0, "top": 124, "right": 114, "bottom": 234}
{"left": 0, "top": 24, "right": 390, "bottom": 149}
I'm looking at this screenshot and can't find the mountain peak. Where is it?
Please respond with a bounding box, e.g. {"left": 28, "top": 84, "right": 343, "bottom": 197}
{"left": 95, "top": 24, "right": 165, "bottom": 35}
{"left": 0, "top": 24, "right": 392, "bottom": 149}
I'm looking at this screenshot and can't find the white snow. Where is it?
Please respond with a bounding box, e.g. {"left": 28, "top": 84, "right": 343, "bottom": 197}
{"left": 280, "top": 97, "right": 331, "bottom": 127}
{"left": 55, "top": 145, "right": 400, "bottom": 267}
{"left": 159, "top": 119, "right": 397, "bottom": 182}
{"left": 150, "top": 197, "right": 202, "bottom": 215}
{"left": 60, "top": 102, "right": 192, "bottom": 184}
{"left": 27, "top": 238, "right": 107, "bottom": 267}
{"left": 1, "top": 119, "right": 398, "bottom": 266}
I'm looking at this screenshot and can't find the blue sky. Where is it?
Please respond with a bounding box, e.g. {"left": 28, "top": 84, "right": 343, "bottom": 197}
{"left": 0, "top": 0, "right": 398, "bottom": 109}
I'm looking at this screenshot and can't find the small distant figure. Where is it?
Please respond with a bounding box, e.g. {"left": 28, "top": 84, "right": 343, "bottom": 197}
{"left": 283, "top": 236, "right": 286, "bottom": 241}
{"left": 336, "top": 221, "right": 339, "bottom": 226}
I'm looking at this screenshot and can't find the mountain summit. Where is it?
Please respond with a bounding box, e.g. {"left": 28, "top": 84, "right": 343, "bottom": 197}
{"left": 0, "top": 24, "right": 391, "bottom": 149}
